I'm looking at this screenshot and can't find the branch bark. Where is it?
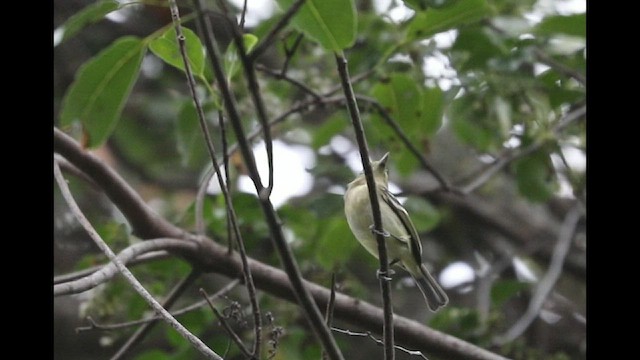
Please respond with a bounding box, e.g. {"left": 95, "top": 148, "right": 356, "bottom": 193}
{"left": 54, "top": 128, "right": 509, "bottom": 360}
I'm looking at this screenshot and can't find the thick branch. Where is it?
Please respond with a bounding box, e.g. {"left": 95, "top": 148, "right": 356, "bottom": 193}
{"left": 54, "top": 159, "right": 221, "bottom": 360}
{"left": 192, "top": 2, "right": 344, "bottom": 358}
{"left": 55, "top": 128, "right": 508, "bottom": 360}
{"left": 53, "top": 127, "right": 185, "bottom": 240}
{"left": 170, "top": 2, "right": 262, "bottom": 354}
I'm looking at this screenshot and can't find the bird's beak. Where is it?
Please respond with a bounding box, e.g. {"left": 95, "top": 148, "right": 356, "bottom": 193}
{"left": 379, "top": 152, "right": 389, "bottom": 165}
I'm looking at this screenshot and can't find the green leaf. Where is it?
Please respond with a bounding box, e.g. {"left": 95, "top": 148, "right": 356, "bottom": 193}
{"left": 403, "top": 197, "right": 441, "bottom": 233}
{"left": 310, "top": 112, "right": 348, "bottom": 150}
{"left": 60, "top": 36, "right": 146, "bottom": 148}
{"left": 149, "top": 27, "right": 206, "bottom": 78}
{"left": 514, "top": 151, "right": 555, "bottom": 202}
{"left": 404, "top": 0, "right": 461, "bottom": 10}
{"left": 134, "top": 350, "right": 172, "bottom": 360}
{"left": 371, "top": 74, "right": 423, "bottom": 134}
{"left": 315, "top": 217, "right": 359, "bottom": 269}
{"left": 536, "top": 13, "right": 585, "bottom": 38}
{"left": 449, "top": 95, "right": 493, "bottom": 151}
{"left": 408, "top": 0, "right": 493, "bottom": 40}
{"left": 422, "top": 86, "right": 444, "bottom": 135}
{"left": 176, "top": 100, "right": 219, "bottom": 167}
{"left": 54, "top": 0, "right": 121, "bottom": 46}
{"left": 224, "top": 34, "right": 259, "bottom": 80}
{"left": 491, "top": 279, "right": 530, "bottom": 307}
{"left": 451, "top": 27, "right": 508, "bottom": 71}
{"left": 277, "top": 0, "right": 357, "bottom": 51}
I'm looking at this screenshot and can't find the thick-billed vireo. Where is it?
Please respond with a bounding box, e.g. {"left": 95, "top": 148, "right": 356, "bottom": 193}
{"left": 344, "top": 152, "right": 448, "bottom": 311}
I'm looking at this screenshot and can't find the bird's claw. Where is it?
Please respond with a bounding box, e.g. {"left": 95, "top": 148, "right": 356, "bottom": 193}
{"left": 376, "top": 268, "right": 395, "bottom": 281}
{"left": 369, "top": 225, "right": 390, "bottom": 238}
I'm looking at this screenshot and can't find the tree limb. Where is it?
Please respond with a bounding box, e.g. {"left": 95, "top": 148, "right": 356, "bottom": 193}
{"left": 54, "top": 128, "right": 509, "bottom": 360}
{"left": 54, "top": 159, "right": 222, "bottom": 360}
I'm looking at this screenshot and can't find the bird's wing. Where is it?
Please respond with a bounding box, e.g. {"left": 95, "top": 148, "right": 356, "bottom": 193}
{"left": 379, "top": 186, "right": 423, "bottom": 264}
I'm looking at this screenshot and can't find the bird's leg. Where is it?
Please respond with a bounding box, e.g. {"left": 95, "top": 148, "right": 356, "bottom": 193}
{"left": 369, "top": 224, "right": 390, "bottom": 238}
{"left": 376, "top": 268, "right": 395, "bottom": 281}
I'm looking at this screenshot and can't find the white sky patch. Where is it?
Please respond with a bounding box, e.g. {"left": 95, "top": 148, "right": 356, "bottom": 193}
{"left": 440, "top": 261, "right": 475, "bottom": 289}
{"left": 237, "top": 140, "right": 316, "bottom": 208}
{"left": 53, "top": 28, "right": 65, "bottom": 47}
{"left": 228, "top": 0, "right": 275, "bottom": 27}
{"left": 373, "top": 0, "right": 414, "bottom": 23}
{"left": 561, "top": 146, "right": 586, "bottom": 172}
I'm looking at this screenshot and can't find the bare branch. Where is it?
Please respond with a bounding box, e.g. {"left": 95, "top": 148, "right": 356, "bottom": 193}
{"left": 171, "top": 1, "right": 263, "bottom": 355}
{"left": 55, "top": 128, "right": 510, "bottom": 360}
{"left": 76, "top": 280, "right": 240, "bottom": 333}
{"left": 335, "top": 53, "right": 395, "bottom": 360}
{"left": 111, "top": 270, "right": 202, "bottom": 360}
{"left": 55, "top": 252, "right": 170, "bottom": 285}
{"left": 53, "top": 159, "right": 221, "bottom": 360}
{"left": 192, "top": 1, "right": 344, "bottom": 358}
{"left": 54, "top": 238, "right": 197, "bottom": 296}
{"left": 355, "top": 95, "right": 455, "bottom": 193}
{"left": 248, "top": 0, "right": 306, "bottom": 62}
{"left": 53, "top": 127, "right": 186, "bottom": 240}
{"left": 332, "top": 327, "right": 429, "bottom": 360}
{"left": 458, "top": 104, "right": 586, "bottom": 194}
{"left": 322, "top": 274, "right": 337, "bottom": 360}
{"left": 200, "top": 288, "right": 255, "bottom": 359}
{"left": 225, "top": 14, "right": 275, "bottom": 198}
{"left": 256, "top": 63, "right": 322, "bottom": 101}
{"left": 494, "top": 205, "right": 582, "bottom": 344}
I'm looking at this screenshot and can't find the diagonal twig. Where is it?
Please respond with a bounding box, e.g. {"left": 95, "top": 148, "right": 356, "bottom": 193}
{"left": 171, "top": 0, "right": 263, "bottom": 355}
{"left": 335, "top": 53, "right": 395, "bottom": 360}
{"left": 494, "top": 205, "right": 582, "bottom": 344}
{"left": 54, "top": 159, "right": 221, "bottom": 360}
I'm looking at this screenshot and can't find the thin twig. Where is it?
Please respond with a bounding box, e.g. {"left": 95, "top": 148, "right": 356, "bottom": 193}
{"left": 54, "top": 239, "right": 197, "bottom": 296}
{"left": 331, "top": 327, "right": 429, "bottom": 360}
{"left": 355, "top": 95, "right": 455, "bottom": 193}
{"left": 76, "top": 280, "right": 240, "bottom": 333}
{"left": 219, "top": 111, "right": 234, "bottom": 252}
{"left": 256, "top": 63, "right": 322, "bottom": 100}
{"left": 55, "top": 129, "right": 509, "bottom": 360}
{"left": 111, "top": 270, "right": 202, "bottom": 360}
{"left": 53, "top": 159, "right": 221, "bottom": 360}
{"left": 458, "top": 104, "right": 586, "bottom": 194}
{"left": 225, "top": 13, "right": 275, "bottom": 198}
{"left": 200, "top": 288, "right": 256, "bottom": 359}
{"left": 54, "top": 251, "right": 170, "bottom": 285}
{"left": 335, "top": 53, "right": 395, "bottom": 360}
{"left": 248, "top": 0, "right": 307, "bottom": 61}
{"left": 54, "top": 128, "right": 186, "bottom": 240}
{"left": 239, "top": 0, "right": 248, "bottom": 29}
{"left": 281, "top": 32, "right": 304, "bottom": 76}
{"left": 533, "top": 48, "right": 586, "bottom": 86}
{"left": 55, "top": 154, "right": 100, "bottom": 189}
{"left": 322, "top": 274, "right": 338, "bottom": 360}
{"left": 324, "top": 68, "right": 376, "bottom": 97}
{"left": 193, "top": 1, "right": 344, "bottom": 358}
{"left": 173, "top": 1, "right": 263, "bottom": 355}
{"left": 494, "top": 205, "right": 582, "bottom": 344}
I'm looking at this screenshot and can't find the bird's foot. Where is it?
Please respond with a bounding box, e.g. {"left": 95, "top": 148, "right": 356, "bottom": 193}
{"left": 369, "top": 225, "right": 390, "bottom": 238}
{"left": 376, "top": 268, "right": 395, "bottom": 281}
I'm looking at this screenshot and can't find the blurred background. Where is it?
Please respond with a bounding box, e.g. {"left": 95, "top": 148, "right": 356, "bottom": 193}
{"left": 54, "top": 0, "right": 586, "bottom": 359}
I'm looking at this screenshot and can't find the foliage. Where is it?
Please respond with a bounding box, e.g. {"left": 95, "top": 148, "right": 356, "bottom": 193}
{"left": 54, "top": 0, "right": 585, "bottom": 359}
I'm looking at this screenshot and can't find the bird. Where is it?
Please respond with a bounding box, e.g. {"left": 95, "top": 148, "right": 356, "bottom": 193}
{"left": 343, "top": 152, "right": 448, "bottom": 311}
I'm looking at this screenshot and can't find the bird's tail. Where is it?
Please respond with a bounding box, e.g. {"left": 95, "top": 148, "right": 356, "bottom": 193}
{"left": 409, "top": 264, "right": 449, "bottom": 312}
